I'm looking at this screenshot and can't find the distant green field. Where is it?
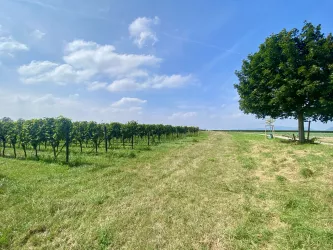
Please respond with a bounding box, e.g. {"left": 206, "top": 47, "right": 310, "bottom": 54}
{"left": 1, "top": 132, "right": 333, "bottom": 249}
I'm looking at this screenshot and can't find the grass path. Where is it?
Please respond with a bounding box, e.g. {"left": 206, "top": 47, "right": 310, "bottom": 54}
{"left": 1, "top": 132, "right": 333, "bottom": 249}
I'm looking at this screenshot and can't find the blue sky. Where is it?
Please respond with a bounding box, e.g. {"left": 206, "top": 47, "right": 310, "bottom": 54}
{"left": 1, "top": 0, "right": 333, "bottom": 130}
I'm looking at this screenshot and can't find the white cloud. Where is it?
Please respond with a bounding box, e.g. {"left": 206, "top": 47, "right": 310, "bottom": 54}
{"left": 18, "top": 40, "right": 161, "bottom": 85}
{"left": 33, "top": 94, "right": 59, "bottom": 105}
{"left": 149, "top": 74, "right": 193, "bottom": 89}
{"left": 18, "top": 39, "right": 193, "bottom": 91}
{"left": 31, "top": 93, "right": 79, "bottom": 106}
{"left": 129, "top": 16, "right": 160, "bottom": 48}
{"left": 87, "top": 81, "right": 107, "bottom": 91}
{"left": 106, "top": 74, "right": 193, "bottom": 92}
{"left": 18, "top": 60, "right": 58, "bottom": 76}
{"left": 65, "top": 39, "right": 99, "bottom": 52}
{"left": 169, "top": 112, "right": 197, "bottom": 119}
{"left": 99, "top": 97, "right": 148, "bottom": 115}
{"left": 18, "top": 61, "right": 93, "bottom": 85}
{"left": 31, "top": 29, "right": 46, "bottom": 39}
{"left": 63, "top": 40, "right": 160, "bottom": 77}
{"left": 0, "top": 37, "right": 29, "bottom": 54}
{"left": 107, "top": 78, "right": 142, "bottom": 92}
{"left": 0, "top": 92, "right": 79, "bottom": 111}
{"left": 111, "top": 97, "right": 147, "bottom": 107}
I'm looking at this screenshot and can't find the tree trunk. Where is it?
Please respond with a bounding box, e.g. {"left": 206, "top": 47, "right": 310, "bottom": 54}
{"left": 131, "top": 135, "right": 134, "bottom": 149}
{"left": 22, "top": 144, "right": 27, "bottom": 158}
{"left": 95, "top": 143, "right": 98, "bottom": 154}
{"left": 35, "top": 148, "right": 38, "bottom": 158}
{"left": 104, "top": 126, "right": 108, "bottom": 153}
{"left": 148, "top": 132, "right": 150, "bottom": 146}
{"left": 79, "top": 141, "right": 83, "bottom": 153}
{"left": 65, "top": 136, "right": 69, "bottom": 163}
{"left": 53, "top": 146, "right": 56, "bottom": 159}
{"left": 307, "top": 121, "right": 311, "bottom": 141}
{"left": 13, "top": 144, "right": 16, "bottom": 158}
{"left": 2, "top": 141, "right": 5, "bottom": 156}
{"left": 298, "top": 113, "right": 305, "bottom": 143}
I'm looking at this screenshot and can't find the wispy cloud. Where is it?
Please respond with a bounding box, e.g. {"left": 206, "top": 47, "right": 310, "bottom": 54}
{"left": 14, "top": 0, "right": 58, "bottom": 10}
{"left": 111, "top": 97, "right": 147, "bottom": 108}
{"left": 198, "top": 30, "right": 255, "bottom": 75}
{"left": 13, "top": 0, "right": 110, "bottom": 21}
{"left": 31, "top": 29, "right": 46, "bottom": 39}
{"left": 168, "top": 112, "right": 197, "bottom": 119}
{"left": 162, "top": 31, "right": 227, "bottom": 52}
{"left": 199, "top": 43, "right": 240, "bottom": 75}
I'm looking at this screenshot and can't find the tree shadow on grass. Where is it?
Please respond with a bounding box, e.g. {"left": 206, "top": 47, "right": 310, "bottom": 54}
{"left": 279, "top": 139, "right": 321, "bottom": 146}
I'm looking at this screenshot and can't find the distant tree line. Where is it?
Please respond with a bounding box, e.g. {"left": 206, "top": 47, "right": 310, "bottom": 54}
{"left": 0, "top": 117, "right": 199, "bottom": 163}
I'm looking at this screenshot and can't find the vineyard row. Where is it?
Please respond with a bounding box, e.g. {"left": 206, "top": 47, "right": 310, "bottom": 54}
{"left": 0, "top": 117, "right": 200, "bottom": 163}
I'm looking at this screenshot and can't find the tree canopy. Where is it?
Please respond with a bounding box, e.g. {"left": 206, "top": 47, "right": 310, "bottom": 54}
{"left": 234, "top": 22, "right": 333, "bottom": 142}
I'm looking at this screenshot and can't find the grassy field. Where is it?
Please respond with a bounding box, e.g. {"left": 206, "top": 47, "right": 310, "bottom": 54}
{"left": 1, "top": 132, "right": 333, "bottom": 249}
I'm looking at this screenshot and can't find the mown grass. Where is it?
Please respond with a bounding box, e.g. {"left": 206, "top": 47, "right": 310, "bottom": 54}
{"left": 230, "top": 133, "right": 333, "bottom": 249}
{"left": 1, "top": 132, "right": 333, "bottom": 249}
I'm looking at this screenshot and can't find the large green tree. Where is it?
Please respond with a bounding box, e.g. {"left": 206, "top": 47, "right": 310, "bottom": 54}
{"left": 235, "top": 22, "right": 333, "bottom": 142}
